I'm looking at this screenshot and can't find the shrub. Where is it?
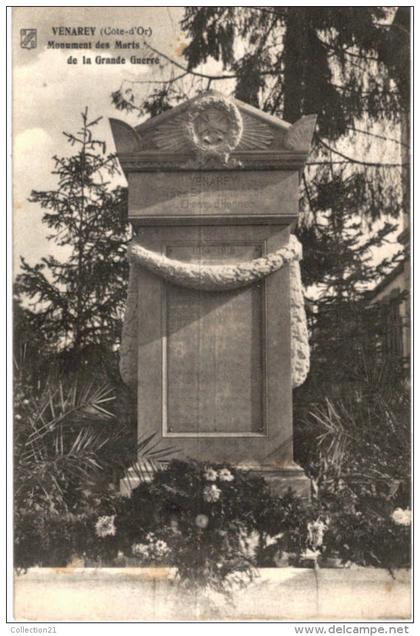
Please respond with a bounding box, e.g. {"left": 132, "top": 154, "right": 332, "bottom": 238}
{"left": 299, "top": 366, "right": 411, "bottom": 570}
{"left": 77, "top": 460, "right": 315, "bottom": 597}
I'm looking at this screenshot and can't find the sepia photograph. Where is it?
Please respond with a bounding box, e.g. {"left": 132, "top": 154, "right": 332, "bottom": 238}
{"left": 9, "top": 4, "right": 412, "bottom": 623}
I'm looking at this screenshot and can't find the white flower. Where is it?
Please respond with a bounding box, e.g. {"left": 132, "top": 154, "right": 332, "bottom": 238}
{"left": 203, "top": 484, "right": 221, "bottom": 503}
{"left": 95, "top": 515, "right": 116, "bottom": 538}
{"left": 133, "top": 539, "right": 170, "bottom": 560}
{"left": 307, "top": 519, "right": 328, "bottom": 549}
{"left": 218, "top": 468, "right": 234, "bottom": 482}
{"left": 132, "top": 543, "right": 150, "bottom": 558}
{"left": 195, "top": 514, "right": 209, "bottom": 529}
{"left": 154, "top": 540, "right": 170, "bottom": 557}
{"left": 391, "top": 508, "right": 411, "bottom": 526}
{"left": 204, "top": 468, "right": 218, "bottom": 482}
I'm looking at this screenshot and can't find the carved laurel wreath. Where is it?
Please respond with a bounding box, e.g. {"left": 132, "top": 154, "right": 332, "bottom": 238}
{"left": 120, "top": 234, "right": 310, "bottom": 389}
{"left": 185, "top": 95, "right": 243, "bottom": 158}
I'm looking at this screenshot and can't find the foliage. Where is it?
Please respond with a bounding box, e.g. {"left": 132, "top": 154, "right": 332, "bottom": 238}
{"left": 15, "top": 459, "right": 315, "bottom": 591}
{"left": 14, "top": 370, "right": 115, "bottom": 569}
{"left": 13, "top": 372, "right": 173, "bottom": 570}
{"left": 320, "top": 489, "right": 410, "bottom": 570}
{"left": 15, "top": 451, "right": 410, "bottom": 579}
{"left": 79, "top": 461, "right": 316, "bottom": 599}
{"left": 298, "top": 363, "right": 411, "bottom": 569}
{"left": 13, "top": 298, "right": 53, "bottom": 392}
{"left": 15, "top": 109, "right": 129, "bottom": 373}
{"left": 15, "top": 377, "right": 114, "bottom": 505}
{"left": 181, "top": 7, "right": 404, "bottom": 127}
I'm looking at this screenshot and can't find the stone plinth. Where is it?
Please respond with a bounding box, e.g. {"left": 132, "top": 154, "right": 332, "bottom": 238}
{"left": 110, "top": 91, "right": 316, "bottom": 496}
{"left": 14, "top": 567, "right": 411, "bottom": 621}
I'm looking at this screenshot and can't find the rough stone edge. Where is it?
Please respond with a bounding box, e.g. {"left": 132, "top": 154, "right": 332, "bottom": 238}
{"left": 14, "top": 566, "right": 411, "bottom": 585}
{"left": 14, "top": 567, "right": 411, "bottom": 621}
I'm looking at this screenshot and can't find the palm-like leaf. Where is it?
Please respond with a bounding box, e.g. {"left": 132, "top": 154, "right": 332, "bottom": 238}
{"left": 310, "top": 399, "right": 355, "bottom": 476}
{"left": 119, "top": 432, "right": 178, "bottom": 485}
{"left": 15, "top": 378, "right": 118, "bottom": 509}
{"left": 15, "top": 373, "right": 180, "bottom": 510}
{"left": 305, "top": 374, "right": 410, "bottom": 497}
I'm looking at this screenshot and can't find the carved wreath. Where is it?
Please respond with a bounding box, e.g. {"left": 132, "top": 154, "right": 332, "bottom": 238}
{"left": 185, "top": 94, "right": 243, "bottom": 164}
{"left": 121, "top": 234, "right": 310, "bottom": 390}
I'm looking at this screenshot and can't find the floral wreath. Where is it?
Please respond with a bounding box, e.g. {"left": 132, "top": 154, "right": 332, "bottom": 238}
{"left": 185, "top": 94, "right": 243, "bottom": 159}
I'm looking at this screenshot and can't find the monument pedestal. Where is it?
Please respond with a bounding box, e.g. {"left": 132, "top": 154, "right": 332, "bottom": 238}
{"left": 120, "top": 462, "right": 311, "bottom": 499}
{"left": 110, "top": 92, "right": 316, "bottom": 498}
{"left": 251, "top": 464, "right": 311, "bottom": 498}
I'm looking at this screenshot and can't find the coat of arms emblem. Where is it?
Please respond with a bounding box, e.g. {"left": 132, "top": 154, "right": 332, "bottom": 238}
{"left": 20, "top": 29, "right": 37, "bottom": 50}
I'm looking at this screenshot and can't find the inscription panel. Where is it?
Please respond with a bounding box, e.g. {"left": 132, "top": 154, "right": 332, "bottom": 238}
{"left": 129, "top": 171, "right": 298, "bottom": 220}
{"left": 163, "top": 244, "right": 265, "bottom": 435}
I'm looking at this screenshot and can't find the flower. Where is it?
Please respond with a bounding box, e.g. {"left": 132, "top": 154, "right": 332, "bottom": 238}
{"left": 307, "top": 519, "right": 328, "bottom": 549}
{"left": 391, "top": 508, "right": 411, "bottom": 526}
{"left": 133, "top": 535, "right": 170, "bottom": 560}
{"left": 133, "top": 538, "right": 170, "bottom": 560}
{"left": 95, "top": 515, "right": 116, "bottom": 538}
{"left": 204, "top": 468, "right": 218, "bottom": 482}
{"left": 195, "top": 514, "right": 209, "bottom": 529}
{"left": 154, "top": 540, "right": 170, "bottom": 557}
{"left": 132, "top": 543, "right": 150, "bottom": 558}
{"left": 203, "top": 484, "right": 221, "bottom": 503}
{"left": 218, "top": 468, "right": 234, "bottom": 482}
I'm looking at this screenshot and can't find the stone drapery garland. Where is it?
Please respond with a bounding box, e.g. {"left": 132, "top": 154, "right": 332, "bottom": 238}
{"left": 119, "top": 235, "right": 310, "bottom": 389}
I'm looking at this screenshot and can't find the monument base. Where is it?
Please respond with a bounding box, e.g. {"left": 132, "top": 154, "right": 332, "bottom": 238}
{"left": 250, "top": 464, "right": 311, "bottom": 499}
{"left": 14, "top": 567, "right": 411, "bottom": 621}
{"left": 120, "top": 462, "right": 163, "bottom": 497}
{"left": 120, "top": 462, "right": 311, "bottom": 499}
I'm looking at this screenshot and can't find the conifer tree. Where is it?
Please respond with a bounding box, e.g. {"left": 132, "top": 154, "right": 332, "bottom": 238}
{"left": 15, "top": 108, "right": 129, "bottom": 373}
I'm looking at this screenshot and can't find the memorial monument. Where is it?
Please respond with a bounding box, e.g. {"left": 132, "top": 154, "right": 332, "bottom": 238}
{"left": 109, "top": 91, "right": 316, "bottom": 496}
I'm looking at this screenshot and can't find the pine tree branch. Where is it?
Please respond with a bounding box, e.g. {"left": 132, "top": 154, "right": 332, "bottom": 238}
{"left": 346, "top": 126, "right": 409, "bottom": 148}
{"left": 143, "top": 41, "right": 239, "bottom": 80}
{"left": 316, "top": 137, "right": 408, "bottom": 167}
{"left": 306, "top": 161, "right": 404, "bottom": 168}
{"left": 319, "top": 38, "right": 381, "bottom": 63}
{"left": 302, "top": 172, "right": 316, "bottom": 216}
{"left": 119, "top": 72, "right": 188, "bottom": 88}
{"left": 143, "top": 41, "right": 280, "bottom": 81}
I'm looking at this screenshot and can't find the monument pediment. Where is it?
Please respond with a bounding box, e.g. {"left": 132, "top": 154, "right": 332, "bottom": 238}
{"left": 110, "top": 91, "right": 316, "bottom": 172}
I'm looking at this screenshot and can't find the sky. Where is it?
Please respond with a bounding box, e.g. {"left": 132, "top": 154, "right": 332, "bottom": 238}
{"left": 13, "top": 6, "right": 187, "bottom": 269}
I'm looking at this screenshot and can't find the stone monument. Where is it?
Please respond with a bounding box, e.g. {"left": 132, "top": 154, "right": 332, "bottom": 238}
{"left": 109, "top": 91, "right": 316, "bottom": 496}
